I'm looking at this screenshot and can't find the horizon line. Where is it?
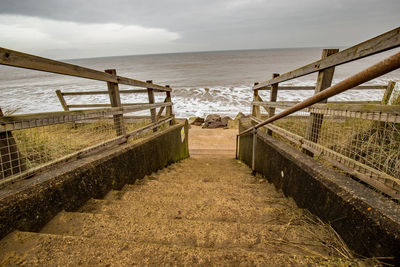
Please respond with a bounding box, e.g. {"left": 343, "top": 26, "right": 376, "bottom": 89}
{"left": 64, "top": 45, "right": 347, "bottom": 61}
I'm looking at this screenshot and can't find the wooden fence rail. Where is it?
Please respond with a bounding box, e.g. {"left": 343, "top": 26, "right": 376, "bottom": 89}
{"left": 253, "top": 27, "right": 400, "bottom": 90}
{"left": 0, "top": 103, "right": 173, "bottom": 132}
{"left": 0, "top": 48, "right": 171, "bottom": 92}
{"left": 255, "top": 85, "right": 387, "bottom": 91}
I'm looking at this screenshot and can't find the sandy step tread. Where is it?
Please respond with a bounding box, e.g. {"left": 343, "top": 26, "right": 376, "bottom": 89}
{"left": 0, "top": 231, "right": 359, "bottom": 266}
{"left": 78, "top": 199, "right": 312, "bottom": 225}
{"left": 104, "top": 189, "right": 292, "bottom": 209}
{"left": 40, "top": 211, "right": 343, "bottom": 257}
{"left": 118, "top": 182, "right": 284, "bottom": 200}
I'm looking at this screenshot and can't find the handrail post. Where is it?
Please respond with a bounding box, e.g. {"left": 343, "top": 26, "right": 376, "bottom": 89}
{"left": 267, "top": 73, "right": 280, "bottom": 135}
{"left": 251, "top": 82, "right": 261, "bottom": 119}
{"left": 235, "top": 135, "right": 239, "bottom": 160}
{"left": 56, "top": 90, "right": 69, "bottom": 111}
{"left": 147, "top": 80, "right": 158, "bottom": 131}
{"left": 303, "top": 49, "right": 338, "bottom": 156}
{"left": 252, "top": 128, "right": 257, "bottom": 175}
{"left": 56, "top": 90, "right": 76, "bottom": 128}
{"left": 105, "top": 69, "right": 125, "bottom": 136}
{"left": 381, "top": 81, "right": 396, "bottom": 105}
{"left": 0, "top": 107, "right": 26, "bottom": 179}
{"left": 165, "top": 85, "right": 174, "bottom": 125}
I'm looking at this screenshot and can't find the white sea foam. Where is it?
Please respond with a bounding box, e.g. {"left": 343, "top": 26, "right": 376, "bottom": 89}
{"left": 0, "top": 82, "right": 394, "bottom": 118}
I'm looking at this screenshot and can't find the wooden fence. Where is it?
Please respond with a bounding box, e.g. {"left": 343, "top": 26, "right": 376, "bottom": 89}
{"left": 240, "top": 27, "right": 400, "bottom": 200}
{"left": 0, "top": 48, "right": 174, "bottom": 186}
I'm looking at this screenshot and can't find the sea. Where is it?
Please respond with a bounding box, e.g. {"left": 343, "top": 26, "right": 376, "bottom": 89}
{"left": 1, "top": 47, "right": 399, "bottom": 118}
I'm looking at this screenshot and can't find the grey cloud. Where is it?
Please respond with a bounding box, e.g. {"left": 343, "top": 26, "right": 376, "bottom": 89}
{"left": 0, "top": 0, "right": 399, "bottom": 56}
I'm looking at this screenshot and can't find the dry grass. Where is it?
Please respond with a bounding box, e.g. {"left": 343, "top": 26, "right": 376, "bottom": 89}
{"left": 12, "top": 119, "right": 153, "bottom": 169}
{"left": 272, "top": 113, "right": 400, "bottom": 180}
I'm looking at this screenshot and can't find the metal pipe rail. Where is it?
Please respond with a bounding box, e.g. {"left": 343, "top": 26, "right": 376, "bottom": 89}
{"left": 238, "top": 52, "right": 400, "bottom": 137}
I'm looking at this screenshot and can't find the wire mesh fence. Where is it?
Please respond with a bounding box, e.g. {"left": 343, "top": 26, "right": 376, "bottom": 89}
{"left": 273, "top": 110, "right": 400, "bottom": 181}
{"left": 248, "top": 101, "right": 398, "bottom": 202}
{"left": 0, "top": 111, "right": 157, "bottom": 184}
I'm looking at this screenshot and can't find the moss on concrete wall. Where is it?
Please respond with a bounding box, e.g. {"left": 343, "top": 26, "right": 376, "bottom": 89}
{"left": 238, "top": 118, "right": 400, "bottom": 265}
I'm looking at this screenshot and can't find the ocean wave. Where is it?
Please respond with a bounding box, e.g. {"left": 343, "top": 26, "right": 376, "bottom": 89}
{"left": 0, "top": 80, "right": 396, "bottom": 118}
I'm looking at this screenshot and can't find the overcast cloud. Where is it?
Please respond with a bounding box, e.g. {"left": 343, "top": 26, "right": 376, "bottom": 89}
{"left": 0, "top": 0, "right": 399, "bottom": 59}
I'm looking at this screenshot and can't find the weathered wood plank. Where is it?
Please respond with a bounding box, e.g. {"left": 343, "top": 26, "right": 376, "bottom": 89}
{"left": 165, "top": 86, "right": 174, "bottom": 125}
{"left": 381, "top": 81, "right": 396, "bottom": 105}
{"left": 0, "top": 103, "right": 172, "bottom": 132}
{"left": 62, "top": 91, "right": 109, "bottom": 96}
{"left": 252, "top": 102, "right": 400, "bottom": 122}
{"left": 68, "top": 104, "right": 111, "bottom": 108}
{"left": 67, "top": 103, "right": 152, "bottom": 109}
{"left": 257, "top": 85, "right": 387, "bottom": 91}
{"left": 267, "top": 73, "right": 279, "bottom": 135}
{"left": 117, "top": 77, "right": 171, "bottom": 92}
{"left": 122, "top": 102, "right": 172, "bottom": 113}
{"left": 156, "top": 97, "right": 168, "bottom": 119}
{"left": 253, "top": 100, "right": 380, "bottom": 106}
{"left": 0, "top": 47, "right": 171, "bottom": 91}
{"left": 254, "top": 27, "right": 400, "bottom": 89}
{"left": 147, "top": 80, "right": 157, "bottom": 132}
{"left": 0, "top": 108, "right": 122, "bottom": 132}
{"left": 106, "top": 69, "right": 125, "bottom": 136}
{"left": 304, "top": 49, "right": 338, "bottom": 156}
{"left": 251, "top": 83, "right": 261, "bottom": 118}
{"left": 56, "top": 90, "right": 69, "bottom": 111}
{"left": 313, "top": 103, "right": 400, "bottom": 115}
{"left": 59, "top": 89, "right": 162, "bottom": 96}
{"left": 0, "top": 107, "right": 120, "bottom": 123}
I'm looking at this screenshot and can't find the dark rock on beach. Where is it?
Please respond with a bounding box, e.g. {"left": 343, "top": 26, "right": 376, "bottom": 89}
{"left": 191, "top": 117, "right": 205, "bottom": 126}
{"left": 202, "top": 114, "right": 232, "bottom": 129}
{"left": 221, "top": 116, "right": 232, "bottom": 126}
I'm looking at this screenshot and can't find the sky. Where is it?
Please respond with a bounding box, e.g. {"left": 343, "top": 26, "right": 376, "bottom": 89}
{"left": 0, "top": 0, "right": 399, "bottom": 59}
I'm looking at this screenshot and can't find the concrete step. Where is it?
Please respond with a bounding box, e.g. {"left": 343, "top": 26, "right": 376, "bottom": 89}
{"left": 154, "top": 157, "right": 255, "bottom": 181}
{"left": 127, "top": 171, "right": 280, "bottom": 191}
{"left": 132, "top": 171, "right": 268, "bottom": 188}
{"left": 40, "top": 211, "right": 342, "bottom": 257}
{"left": 104, "top": 189, "right": 295, "bottom": 212}
{"left": 0, "top": 231, "right": 359, "bottom": 266}
{"left": 116, "top": 181, "right": 284, "bottom": 201}
{"left": 78, "top": 199, "right": 311, "bottom": 225}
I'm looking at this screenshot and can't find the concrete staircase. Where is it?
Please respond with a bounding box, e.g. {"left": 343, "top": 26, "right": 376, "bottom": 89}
{"left": 0, "top": 154, "right": 358, "bottom": 266}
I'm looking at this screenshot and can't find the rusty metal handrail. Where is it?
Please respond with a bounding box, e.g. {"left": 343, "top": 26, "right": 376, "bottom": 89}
{"left": 238, "top": 51, "right": 400, "bottom": 137}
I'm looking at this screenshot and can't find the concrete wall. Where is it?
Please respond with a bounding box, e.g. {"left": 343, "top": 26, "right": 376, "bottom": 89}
{"left": 238, "top": 118, "right": 400, "bottom": 264}
{"left": 0, "top": 121, "right": 189, "bottom": 239}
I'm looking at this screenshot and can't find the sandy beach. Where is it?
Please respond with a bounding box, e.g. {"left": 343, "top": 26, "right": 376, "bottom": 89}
{"left": 188, "top": 125, "right": 237, "bottom": 156}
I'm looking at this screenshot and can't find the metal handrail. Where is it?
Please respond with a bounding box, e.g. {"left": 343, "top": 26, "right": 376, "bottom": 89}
{"left": 237, "top": 51, "right": 400, "bottom": 137}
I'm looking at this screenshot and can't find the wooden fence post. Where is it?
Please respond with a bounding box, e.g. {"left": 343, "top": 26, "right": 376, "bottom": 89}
{"left": 56, "top": 90, "right": 69, "bottom": 111}
{"left": 267, "top": 73, "right": 280, "bottom": 135}
{"left": 381, "top": 81, "right": 396, "bottom": 105}
{"left": 0, "top": 107, "right": 26, "bottom": 179}
{"left": 105, "top": 69, "right": 125, "bottom": 136}
{"left": 56, "top": 90, "right": 77, "bottom": 128}
{"left": 304, "top": 49, "right": 339, "bottom": 156}
{"left": 146, "top": 80, "right": 158, "bottom": 132}
{"left": 251, "top": 83, "right": 261, "bottom": 119}
{"left": 165, "top": 85, "right": 174, "bottom": 125}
